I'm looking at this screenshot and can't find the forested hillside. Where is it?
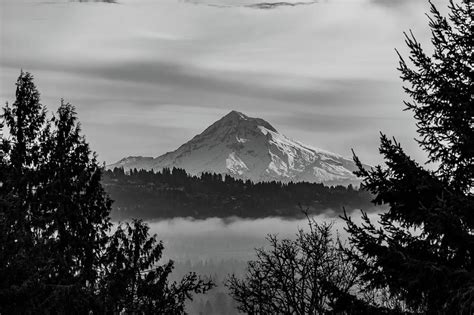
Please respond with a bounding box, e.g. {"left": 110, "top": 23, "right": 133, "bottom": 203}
{"left": 103, "top": 167, "right": 374, "bottom": 220}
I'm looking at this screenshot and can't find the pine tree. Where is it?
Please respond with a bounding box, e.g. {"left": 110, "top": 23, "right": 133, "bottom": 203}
{"left": 1, "top": 71, "right": 215, "bottom": 313}
{"left": 100, "top": 219, "right": 214, "bottom": 314}
{"left": 0, "top": 71, "right": 49, "bottom": 312}
{"left": 344, "top": 1, "right": 473, "bottom": 312}
{"left": 0, "top": 74, "right": 112, "bottom": 312}
{"left": 37, "top": 101, "right": 112, "bottom": 312}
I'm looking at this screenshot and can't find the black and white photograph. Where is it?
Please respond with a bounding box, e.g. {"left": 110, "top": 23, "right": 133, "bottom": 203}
{"left": 0, "top": 0, "right": 472, "bottom": 313}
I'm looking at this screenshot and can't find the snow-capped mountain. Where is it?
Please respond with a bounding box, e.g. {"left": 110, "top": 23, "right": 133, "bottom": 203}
{"left": 109, "top": 111, "right": 366, "bottom": 186}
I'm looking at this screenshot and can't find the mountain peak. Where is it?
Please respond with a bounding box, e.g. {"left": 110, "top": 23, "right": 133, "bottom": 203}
{"left": 214, "top": 110, "right": 277, "bottom": 134}
{"left": 109, "top": 111, "right": 365, "bottom": 186}
{"left": 224, "top": 110, "right": 248, "bottom": 120}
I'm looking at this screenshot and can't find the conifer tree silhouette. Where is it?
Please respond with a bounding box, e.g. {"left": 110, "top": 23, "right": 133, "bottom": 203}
{"left": 0, "top": 72, "right": 214, "bottom": 313}
{"left": 344, "top": 1, "right": 473, "bottom": 312}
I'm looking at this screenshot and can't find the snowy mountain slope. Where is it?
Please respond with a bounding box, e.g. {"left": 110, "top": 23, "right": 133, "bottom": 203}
{"left": 109, "top": 111, "right": 366, "bottom": 186}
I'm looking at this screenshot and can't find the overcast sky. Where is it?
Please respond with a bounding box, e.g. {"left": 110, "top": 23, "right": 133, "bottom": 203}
{"left": 0, "top": 0, "right": 448, "bottom": 165}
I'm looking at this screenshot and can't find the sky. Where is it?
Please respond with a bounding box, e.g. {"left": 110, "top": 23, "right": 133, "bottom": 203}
{"left": 0, "top": 0, "right": 449, "bottom": 165}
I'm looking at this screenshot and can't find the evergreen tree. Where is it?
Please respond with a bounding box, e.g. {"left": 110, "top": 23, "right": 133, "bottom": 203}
{"left": 100, "top": 219, "right": 214, "bottom": 314}
{"left": 0, "top": 71, "right": 49, "bottom": 312}
{"left": 1, "top": 72, "right": 214, "bottom": 313}
{"left": 344, "top": 1, "right": 473, "bottom": 312}
{"left": 37, "top": 101, "right": 112, "bottom": 312}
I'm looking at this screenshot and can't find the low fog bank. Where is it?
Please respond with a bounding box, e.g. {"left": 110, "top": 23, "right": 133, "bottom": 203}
{"left": 144, "top": 209, "right": 383, "bottom": 314}
{"left": 147, "top": 208, "right": 383, "bottom": 262}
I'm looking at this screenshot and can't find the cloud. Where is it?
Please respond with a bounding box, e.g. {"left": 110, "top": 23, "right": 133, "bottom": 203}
{"left": 272, "top": 112, "right": 403, "bottom": 134}
{"left": 185, "top": 0, "right": 428, "bottom": 10}
{"left": 183, "top": 0, "right": 320, "bottom": 9}
{"left": 1, "top": 55, "right": 401, "bottom": 110}
{"left": 88, "top": 62, "right": 397, "bottom": 107}
{"left": 0, "top": 0, "right": 437, "bottom": 165}
{"left": 370, "top": 0, "right": 421, "bottom": 7}
{"left": 246, "top": 2, "right": 319, "bottom": 9}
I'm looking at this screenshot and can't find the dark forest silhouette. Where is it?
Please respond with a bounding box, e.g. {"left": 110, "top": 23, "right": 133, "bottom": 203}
{"left": 103, "top": 167, "right": 374, "bottom": 220}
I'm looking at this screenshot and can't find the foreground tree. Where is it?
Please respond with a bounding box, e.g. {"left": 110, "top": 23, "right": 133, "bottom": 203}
{"left": 0, "top": 72, "right": 214, "bottom": 313}
{"left": 0, "top": 76, "right": 113, "bottom": 312}
{"left": 344, "top": 0, "right": 473, "bottom": 313}
{"left": 37, "top": 101, "right": 113, "bottom": 312}
{"left": 227, "top": 218, "right": 365, "bottom": 314}
{"left": 100, "top": 219, "right": 214, "bottom": 314}
{"left": 0, "top": 72, "right": 49, "bottom": 311}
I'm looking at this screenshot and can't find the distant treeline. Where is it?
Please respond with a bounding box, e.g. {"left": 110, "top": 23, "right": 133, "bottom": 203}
{"left": 103, "top": 167, "right": 374, "bottom": 220}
